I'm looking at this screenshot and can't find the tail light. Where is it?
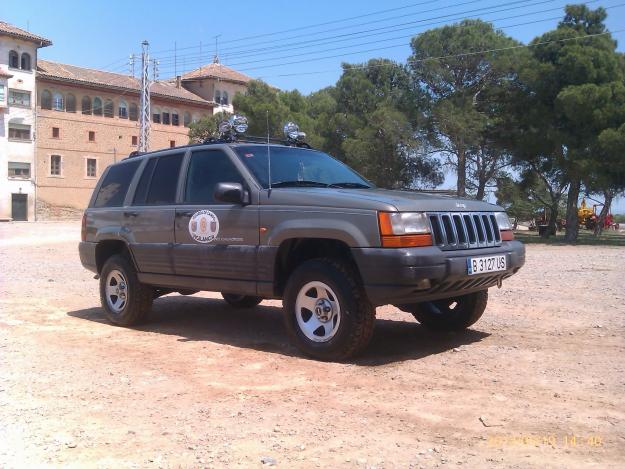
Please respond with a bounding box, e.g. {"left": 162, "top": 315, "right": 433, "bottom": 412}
{"left": 81, "top": 212, "right": 87, "bottom": 241}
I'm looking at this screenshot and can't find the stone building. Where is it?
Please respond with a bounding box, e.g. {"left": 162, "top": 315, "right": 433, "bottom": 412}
{"left": 180, "top": 59, "right": 252, "bottom": 115}
{"left": 0, "top": 21, "right": 51, "bottom": 221}
{"left": 35, "top": 60, "right": 215, "bottom": 216}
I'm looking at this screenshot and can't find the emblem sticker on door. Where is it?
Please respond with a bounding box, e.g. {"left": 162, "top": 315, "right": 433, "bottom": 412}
{"left": 189, "top": 210, "right": 220, "bottom": 243}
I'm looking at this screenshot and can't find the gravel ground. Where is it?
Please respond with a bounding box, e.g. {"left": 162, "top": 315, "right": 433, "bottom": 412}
{"left": 0, "top": 222, "right": 624, "bottom": 468}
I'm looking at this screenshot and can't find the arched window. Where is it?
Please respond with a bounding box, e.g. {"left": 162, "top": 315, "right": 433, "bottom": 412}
{"left": 103, "top": 99, "right": 114, "bottom": 118}
{"left": 214, "top": 90, "right": 221, "bottom": 104}
{"left": 82, "top": 96, "right": 92, "bottom": 115}
{"left": 191, "top": 113, "right": 200, "bottom": 124}
{"left": 118, "top": 100, "right": 128, "bottom": 119}
{"left": 66, "top": 94, "right": 76, "bottom": 112}
{"left": 183, "top": 111, "right": 191, "bottom": 127}
{"left": 52, "top": 92, "right": 64, "bottom": 111}
{"left": 172, "top": 110, "right": 179, "bottom": 126}
{"left": 129, "top": 103, "right": 138, "bottom": 121}
{"left": 41, "top": 90, "right": 52, "bottom": 110}
{"left": 93, "top": 97, "right": 103, "bottom": 116}
{"left": 20, "top": 53, "right": 31, "bottom": 71}
{"left": 152, "top": 107, "right": 161, "bottom": 124}
{"left": 222, "top": 91, "right": 229, "bottom": 105}
{"left": 9, "top": 50, "right": 19, "bottom": 69}
{"left": 162, "top": 108, "right": 170, "bottom": 125}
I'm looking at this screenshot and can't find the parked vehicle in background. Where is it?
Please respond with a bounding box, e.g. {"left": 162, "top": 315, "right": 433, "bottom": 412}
{"left": 79, "top": 117, "right": 525, "bottom": 360}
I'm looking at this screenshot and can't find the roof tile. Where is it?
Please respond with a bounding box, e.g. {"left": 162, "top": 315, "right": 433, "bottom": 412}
{"left": 0, "top": 21, "right": 52, "bottom": 46}
{"left": 181, "top": 62, "right": 252, "bottom": 84}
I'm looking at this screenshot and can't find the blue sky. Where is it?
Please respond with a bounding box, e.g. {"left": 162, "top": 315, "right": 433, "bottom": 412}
{"left": 4, "top": 0, "right": 625, "bottom": 210}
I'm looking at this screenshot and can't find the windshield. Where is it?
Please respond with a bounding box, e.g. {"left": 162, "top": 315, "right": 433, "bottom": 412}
{"left": 233, "top": 145, "right": 372, "bottom": 189}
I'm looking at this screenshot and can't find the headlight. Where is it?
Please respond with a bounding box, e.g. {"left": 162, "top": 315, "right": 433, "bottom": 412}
{"left": 380, "top": 212, "right": 430, "bottom": 235}
{"left": 495, "top": 212, "right": 512, "bottom": 231}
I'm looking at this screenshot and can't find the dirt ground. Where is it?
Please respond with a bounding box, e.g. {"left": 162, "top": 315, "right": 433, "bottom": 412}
{"left": 1, "top": 222, "right": 624, "bottom": 468}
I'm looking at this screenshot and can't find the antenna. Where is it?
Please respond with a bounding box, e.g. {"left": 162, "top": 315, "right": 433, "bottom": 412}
{"left": 266, "top": 110, "right": 272, "bottom": 193}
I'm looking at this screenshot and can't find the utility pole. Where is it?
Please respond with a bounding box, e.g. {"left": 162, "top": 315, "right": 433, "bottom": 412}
{"left": 139, "top": 40, "right": 150, "bottom": 153}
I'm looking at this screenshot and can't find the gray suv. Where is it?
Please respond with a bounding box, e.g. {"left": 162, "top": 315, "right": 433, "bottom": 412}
{"left": 79, "top": 131, "right": 524, "bottom": 360}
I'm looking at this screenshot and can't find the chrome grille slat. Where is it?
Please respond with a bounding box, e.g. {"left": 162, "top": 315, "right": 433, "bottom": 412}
{"left": 427, "top": 211, "right": 503, "bottom": 251}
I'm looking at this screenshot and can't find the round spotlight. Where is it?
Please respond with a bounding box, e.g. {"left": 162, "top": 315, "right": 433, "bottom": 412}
{"left": 284, "top": 122, "right": 306, "bottom": 141}
{"left": 230, "top": 114, "right": 248, "bottom": 134}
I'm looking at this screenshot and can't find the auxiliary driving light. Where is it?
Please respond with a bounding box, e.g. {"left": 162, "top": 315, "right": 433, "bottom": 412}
{"left": 284, "top": 121, "right": 306, "bottom": 142}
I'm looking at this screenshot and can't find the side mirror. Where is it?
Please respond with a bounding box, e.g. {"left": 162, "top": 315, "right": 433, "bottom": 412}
{"left": 214, "top": 182, "right": 249, "bottom": 205}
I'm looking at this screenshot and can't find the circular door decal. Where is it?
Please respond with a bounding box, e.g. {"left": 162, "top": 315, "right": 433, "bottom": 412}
{"left": 189, "top": 210, "right": 220, "bottom": 243}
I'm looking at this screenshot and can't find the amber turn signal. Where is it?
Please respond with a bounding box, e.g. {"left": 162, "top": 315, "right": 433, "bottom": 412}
{"left": 381, "top": 234, "right": 433, "bottom": 248}
{"left": 500, "top": 230, "right": 514, "bottom": 241}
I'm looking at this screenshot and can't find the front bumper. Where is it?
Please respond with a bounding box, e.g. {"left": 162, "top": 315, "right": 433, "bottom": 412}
{"left": 352, "top": 240, "right": 525, "bottom": 306}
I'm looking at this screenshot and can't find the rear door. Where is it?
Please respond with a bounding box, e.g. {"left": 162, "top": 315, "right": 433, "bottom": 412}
{"left": 127, "top": 152, "right": 185, "bottom": 274}
{"left": 173, "top": 148, "right": 259, "bottom": 290}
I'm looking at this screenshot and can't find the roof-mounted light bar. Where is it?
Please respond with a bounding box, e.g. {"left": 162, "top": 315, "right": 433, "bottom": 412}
{"left": 218, "top": 114, "right": 248, "bottom": 141}
{"left": 283, "top": 122, "right": 306, "bottom": 143}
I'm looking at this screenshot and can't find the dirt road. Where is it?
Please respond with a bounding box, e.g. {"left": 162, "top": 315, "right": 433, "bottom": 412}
{"left": 1, "top": 222, "right": 624, "bottom": 468}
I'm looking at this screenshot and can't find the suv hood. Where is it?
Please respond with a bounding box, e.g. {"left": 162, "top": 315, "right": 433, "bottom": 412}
{"left": 261, "top": 187, "right": 502, "bottom": 212}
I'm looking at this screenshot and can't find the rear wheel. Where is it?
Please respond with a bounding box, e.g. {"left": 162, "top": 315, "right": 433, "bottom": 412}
{"left": 283, "top": 259, "right": 375, "bottom": 361}
{"left": 99, "top": 254, "right": 153, "bottom": 326}
{"left": 221, "top": 293, "right": 263, "bottom": 308}
{"left": 408, "top": 290, "right": 488, "bottom": 331}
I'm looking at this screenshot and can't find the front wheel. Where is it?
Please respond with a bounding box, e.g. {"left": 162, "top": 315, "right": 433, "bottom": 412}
{"left": 408, "top": 290, "right": 488, "bottom": 331}
{"left": 99, "top": 254, "right": 153, "bottom": 326}
{"left": 221, "top": 293, "right": 263, "bottom": 308}
{"left": 283, "top": 259, "right": 375, "bottom": 361}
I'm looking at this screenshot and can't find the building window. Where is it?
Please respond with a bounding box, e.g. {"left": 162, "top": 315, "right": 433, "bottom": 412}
{"left": 8, "top": 162, "right": 31, "bottom": 179}
{"left": 222, "top": 91, "right": 229, "bottom": 105}
{"left": 0, "top": 84, "right": 5, "bottom": 104}
{"left": 8, "top": 121, "right": 31, "bottom": 141}
{"left": 215, "top": 90, "right": 221, "bottom": 104}
{"left": 132, "top": 135, "right": 138, "bottom": 146}
{"left": 129, "top": 103, "right": 138, "bottom": 121}
{"left": 66, "top": 94, "right": 76, "bottom": 112}
{"left": 183, "top": 112, "right": 191, "bottom": 127}
{"left": 88, "top": 131, "right": 95, "bottom": 142}
{"left": 170, "top": 140, "right": 175, "bottom": 148}
{"left": 9, "top": 50, "right": 19, "bottom": 69}
{"left": 52, "top": 92, "right": 64, "bottom": 111}
{"left": 153, "top": 108, "right": 161, "bottom": 124}
{"left": 86, "top": 158, "right": 97, "bottom": 178}
{"left": 172, "top": 112, "right": 179, "bottom": 126}
{"left": 20, "top": 53, "right": 31, "bottom": 71}
{"left": 118, "top": 100, "right": 128, "bottom": 119}
{"left": 162, "top": 111, "right": 170, "bottom": 125}
{"left": 93, "top": 97, "right": 103, "bottom": 116}
{"left": 52, "top": 127, "right": 60, "bottom": 138}
{"left": 50, "top": 155, "right": 62, "bottom": 176}
{"left": 9, "top": 89, "right": 31, "bottom": 107}
{"left": 104, "top": 99, "right": 114, "bottom": 118}
{"left": 41, "top": 90, "right": 52, "bottom": 109}
{"left": 82, "top": 96, "right": 91, "bottom": 114}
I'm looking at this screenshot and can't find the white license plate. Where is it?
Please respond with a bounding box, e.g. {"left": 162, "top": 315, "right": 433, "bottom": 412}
{"left": 467, "top": 255, "right": 506, "bottom": 275}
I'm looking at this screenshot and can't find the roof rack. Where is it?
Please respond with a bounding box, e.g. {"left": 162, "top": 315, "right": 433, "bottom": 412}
{"left": 202, "top": 135, "right": 311, "bottom": 148}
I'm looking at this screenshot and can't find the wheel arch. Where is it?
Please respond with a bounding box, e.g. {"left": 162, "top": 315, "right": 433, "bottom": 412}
{"left": 95, "top": 239, "right": 137, "bottom": 274}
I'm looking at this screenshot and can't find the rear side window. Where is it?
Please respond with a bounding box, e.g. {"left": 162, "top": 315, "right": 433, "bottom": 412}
{"left": 145, "top": 153, "right": 184, "bottom": 205}
{"left": 133, "top": 158, "right": 157, "bottom": 205}
{"left": 93, "top": 160, "right": 140, "bottom": 208}
{"left": 184, "top": 150, "right": 244, "bottom": 204}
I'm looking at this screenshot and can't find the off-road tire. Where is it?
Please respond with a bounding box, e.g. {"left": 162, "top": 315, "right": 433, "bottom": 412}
{"left": 283, "top": 258, "right": 375, "bottom": 361}
{"left": 221, "top": 293, "right": 263, "bottom": 308}
{"left": 410, "top": 290, "right": 488, "bottom": 331}
{"left": 99, "top": 254, "right": 153, "bottom": 326}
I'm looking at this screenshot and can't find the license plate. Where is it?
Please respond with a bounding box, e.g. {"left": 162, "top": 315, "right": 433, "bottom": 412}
{"left": 467, "top": 255, "right": 506, "bottom": 275}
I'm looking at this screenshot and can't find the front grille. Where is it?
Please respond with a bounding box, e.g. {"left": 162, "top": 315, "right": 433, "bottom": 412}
{"left": 428, "top": 212, "right": 501, "bottom": 250}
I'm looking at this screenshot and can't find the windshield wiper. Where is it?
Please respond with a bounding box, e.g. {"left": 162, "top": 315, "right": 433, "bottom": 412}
{"left": 270, "top": 180, "right": 329, "bottom": 188}
{"left": 328, "top": 182, "right": 371, "bottom": 189}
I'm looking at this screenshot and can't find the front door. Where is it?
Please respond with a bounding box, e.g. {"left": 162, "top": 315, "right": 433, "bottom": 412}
{"left": 11, "top": 194, "right": 27, "bottom": 221}
{"left": 126, "top": 153, "right": 184, "bottom": 275}
{"left": 174, "top": 149, "right": 259, "bottom": 292}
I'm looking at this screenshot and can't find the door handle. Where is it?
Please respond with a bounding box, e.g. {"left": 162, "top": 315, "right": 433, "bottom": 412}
{"left": 176, "top": 211, "right": 194, "bottom": 217}
{"left": 123, "top": 211, "right": 139, "bottom": 218}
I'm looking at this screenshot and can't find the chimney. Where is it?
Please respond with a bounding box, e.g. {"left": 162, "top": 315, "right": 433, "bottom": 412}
{"left": 175, "top": 75, "right": 182, "bottom": 89}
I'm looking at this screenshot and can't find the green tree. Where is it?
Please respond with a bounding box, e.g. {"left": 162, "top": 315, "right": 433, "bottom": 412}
{"left": 522, "top": 5, "right": 624, "bottom": 242}
{"left": 408, "top": 19, "right": 522, "bottom": 196}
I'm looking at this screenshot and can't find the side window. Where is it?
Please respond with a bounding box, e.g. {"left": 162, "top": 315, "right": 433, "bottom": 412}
{"left": 184, "top": 150, "right": 244, "bottom": 204}
{"left": 93, "top": 160, "right": 140, "bottom": 208}
{"left": 133, "top": 158, "right": 157, "bottom": 205}
{"left": 145, "top": 154, "right": 184, "bottom": 205}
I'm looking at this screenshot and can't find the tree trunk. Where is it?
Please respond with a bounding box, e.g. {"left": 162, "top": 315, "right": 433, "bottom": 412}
{"left": 593, "top": 191, "right": 613, "bottom": 236}
{"left": 457, "top": 147, "right": 466, "bottom": 197}
{"left": 542, "top": 201, "right": 560, "bottom": 239}
{"left": 564, "top": 179, "right": 581, "bottom": 243}
{"left": 475, "top": 179, "right": 486, "bottom": 200}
